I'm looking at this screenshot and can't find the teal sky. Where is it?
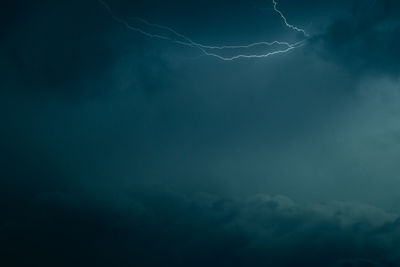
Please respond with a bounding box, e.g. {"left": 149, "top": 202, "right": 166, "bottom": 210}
{"left": 2, "top": 0, "right": 400, "bottom": 266}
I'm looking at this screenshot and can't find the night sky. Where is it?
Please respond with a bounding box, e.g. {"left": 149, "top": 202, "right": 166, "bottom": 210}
{"left": 2, "top": 0, "right": 400, "bottom": 266}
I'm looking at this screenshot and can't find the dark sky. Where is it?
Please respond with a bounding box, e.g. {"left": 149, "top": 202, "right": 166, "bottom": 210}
{"left": 2, "top": 0, "right": 400, "bottom": 266}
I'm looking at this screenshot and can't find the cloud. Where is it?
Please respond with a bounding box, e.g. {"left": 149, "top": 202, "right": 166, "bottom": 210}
{"left": 1, "top": 186, "right": 400, "bottom": 266}
{"left": 2, "top": 1, "right": 400, "bottom": 266}
{"left": 1, "top": 0, "right": 158, "bottom": 99}
{"left": 313, "top": 0, "right": 400, "bottom": 77}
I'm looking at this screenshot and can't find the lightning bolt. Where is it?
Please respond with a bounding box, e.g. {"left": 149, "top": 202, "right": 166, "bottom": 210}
{"left": 272, "top": 0, "right": 309, "bottom": 37}
{"left": 98, "top": 0, "right": 309, "bottom": 61}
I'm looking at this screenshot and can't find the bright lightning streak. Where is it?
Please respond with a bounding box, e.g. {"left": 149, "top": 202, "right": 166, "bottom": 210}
{"left": 129, "top": 17, "right": 296, "bottom": 50}
{"left": 192, "top": 42, "right": 305, "bottom": 61}
{"left": 98, "top": 0, "right": 309, "bottom": 60}
{"left": 272, "top": 0, "right": 309, "bottom": 37}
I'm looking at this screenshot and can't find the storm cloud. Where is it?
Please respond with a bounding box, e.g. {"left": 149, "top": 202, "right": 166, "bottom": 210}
{"left": 2, "top": 0, "right": 400, "bottom": 266}
{"left": 314, "top": 0, "right": 400, "bottom": 77}
{"left": 2, "top": 186, "right": 400, "bottom": 267}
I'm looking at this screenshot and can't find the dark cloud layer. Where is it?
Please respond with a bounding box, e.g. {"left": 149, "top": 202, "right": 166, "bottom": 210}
{"left": 1, "top": 0, "right": 118, "bottom": 98}
{"left": 315, "top": 0, "right": 400, "bottom": 76}
{"left": 1, "top": 186, "right": 400, "bottom": 267}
